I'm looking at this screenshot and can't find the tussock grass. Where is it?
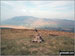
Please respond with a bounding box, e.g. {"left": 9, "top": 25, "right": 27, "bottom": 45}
{"left": 1, "top": 29, "right": 74, "bottom": 55}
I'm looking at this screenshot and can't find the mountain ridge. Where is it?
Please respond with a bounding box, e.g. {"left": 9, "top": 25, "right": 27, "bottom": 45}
{"left": 1, "top": 16, "right": 74, "bottom": 32}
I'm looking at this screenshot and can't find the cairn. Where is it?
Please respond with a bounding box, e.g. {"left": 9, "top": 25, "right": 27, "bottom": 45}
{"left": 32, "top": 29, "right": 44, "bottom": 43}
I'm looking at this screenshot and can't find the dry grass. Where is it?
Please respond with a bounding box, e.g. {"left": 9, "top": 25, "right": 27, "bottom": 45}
{"left": 1, "top": 29, "right": 74, "bottom": 55}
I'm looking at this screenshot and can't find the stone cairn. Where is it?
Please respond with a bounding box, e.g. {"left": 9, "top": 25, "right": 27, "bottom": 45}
{"left": 32, "top": 29, "right": 44, "bottom": 43}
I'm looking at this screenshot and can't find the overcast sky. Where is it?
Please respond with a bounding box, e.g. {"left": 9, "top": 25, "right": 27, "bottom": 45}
{"left": 1, "top": 1, "right": 74, "bottom": 21}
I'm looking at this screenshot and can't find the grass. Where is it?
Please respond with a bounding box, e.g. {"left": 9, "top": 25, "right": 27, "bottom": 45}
{"left": 1, "top": 29, "right": 74, "bottom": 55}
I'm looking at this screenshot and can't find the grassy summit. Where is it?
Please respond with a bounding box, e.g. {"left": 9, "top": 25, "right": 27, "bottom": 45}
{"left": 1, "top": 29, "right": 74, "bottom": 55}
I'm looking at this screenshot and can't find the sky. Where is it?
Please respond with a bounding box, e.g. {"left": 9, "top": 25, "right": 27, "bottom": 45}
{"left": 1, "top": 1, "right": 74, "bottom": 21}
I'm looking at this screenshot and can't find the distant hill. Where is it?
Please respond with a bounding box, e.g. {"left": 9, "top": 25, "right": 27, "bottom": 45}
{"left": 1, "top": 16, "right": 74, "bottom": 32}
{"left": 1, "top": 16, "right": 38, "bottom": 27}
{"left": 38, "top": 19, "right": 74, "bottom": 32}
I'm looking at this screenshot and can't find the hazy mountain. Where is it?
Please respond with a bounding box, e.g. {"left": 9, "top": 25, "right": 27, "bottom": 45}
{"left": 2, "top": 16, "right": 38, "bottom": 27}
{"left": 38, "top": 19, "right": 74, "bottom": 32}
{"left": 1, "top": 16, "right": 74, "bottom": 32}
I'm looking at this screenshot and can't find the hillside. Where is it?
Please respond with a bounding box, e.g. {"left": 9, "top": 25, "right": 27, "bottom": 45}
{"left": 1, "top": 28, "right": 74, "bottom": 55}
{"left": 1, "top": 16, "right": 74, "bottom": 32}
